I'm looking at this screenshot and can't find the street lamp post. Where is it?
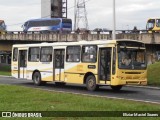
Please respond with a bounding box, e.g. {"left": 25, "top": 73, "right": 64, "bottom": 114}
{"left": 112, "top": 0, "right": 116, "bottom": 40}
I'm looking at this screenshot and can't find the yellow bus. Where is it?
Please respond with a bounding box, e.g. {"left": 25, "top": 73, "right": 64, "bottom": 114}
{"left": 0, "top": 20, "right": 6, "bottom": 34}
{"left": 146, "top": 18, "right": 160, "bottom": 32}
{"left": 11, "top": 39, "right": 147, "bottom": 91}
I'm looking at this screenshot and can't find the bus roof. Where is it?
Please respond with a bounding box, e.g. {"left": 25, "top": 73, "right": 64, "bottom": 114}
{"left": 26, "top": 18, "right": 71, "bottom": 22}
{"left": 148, "top": 18, "right": 160, "bottom": 20}
{"left": 13, "top": 39, "right": 144, "bottom": 48}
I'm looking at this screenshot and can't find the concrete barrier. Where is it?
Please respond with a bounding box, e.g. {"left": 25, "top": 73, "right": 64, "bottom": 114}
{"left": 0, "top": 33, "right": 159, "bottom": 44}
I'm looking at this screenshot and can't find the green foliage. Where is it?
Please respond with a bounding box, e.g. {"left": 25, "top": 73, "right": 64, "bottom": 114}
{"left": 0, "top": 64, "right": 11, "bottom": 76}
{"left": 148, "top": 62, "right": 160, "bottom": 86}
{"left": 0, "top": 64, "right": 11, "bottom": 71}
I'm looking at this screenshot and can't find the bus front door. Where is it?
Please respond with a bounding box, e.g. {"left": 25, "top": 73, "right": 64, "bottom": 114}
{"left": 99, "top": 48, "right": 111, "bottom": 82}
{"left": 54, "top": 49, "right": 65, "bottom": 81}
{"left": 18, "top": 50, "right": 27, "bottom": 79}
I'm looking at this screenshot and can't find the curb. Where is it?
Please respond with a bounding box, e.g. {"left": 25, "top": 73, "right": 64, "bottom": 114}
{"left": 0, "top": 75, "right": 12, "bottom": 78}
{"left": 126, "top": 85, "right": 160, "bottom": 90}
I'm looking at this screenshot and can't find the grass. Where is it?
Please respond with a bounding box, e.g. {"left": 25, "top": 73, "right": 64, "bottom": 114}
{"left": 0, "top": 71, "right": 11, "bottom": 76}
{"left": 0, "top": 64, "right": 11, "bottom": 76}
{"left": 0, "top": 85, "right": 160, "bottom": 120}
{"left": 147, "top": 62, "right": 160, "bottom": 86}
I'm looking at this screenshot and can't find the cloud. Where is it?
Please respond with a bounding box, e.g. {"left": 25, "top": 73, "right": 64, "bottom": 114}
{"left": 0, "top": 0, "right": 160, "bottom": 31}
{"left": 0, "top": 4, "right": 40, "bottom": 31}
{"left": 0, "top": 0, "right": 40, "bottom": 6}
{"left": 85, "top": 0, "right": 160, "bottom": 30}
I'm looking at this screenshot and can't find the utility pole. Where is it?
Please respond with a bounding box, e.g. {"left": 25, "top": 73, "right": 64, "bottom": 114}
{"left": 74, "top": 0, "right": 77, "bottom": 31}
{"left": 74, "top": 0, "right": 89, "bottom": 31}
{"left": 112, "top": 0, "right": 116, "bottom": 40}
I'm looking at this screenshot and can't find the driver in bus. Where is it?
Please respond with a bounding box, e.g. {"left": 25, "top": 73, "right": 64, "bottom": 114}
{"left": 122, "top": 56, "right": 131, "bottom": 66}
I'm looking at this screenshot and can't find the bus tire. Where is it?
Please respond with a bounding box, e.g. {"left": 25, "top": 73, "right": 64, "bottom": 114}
{"left": 33, "top": 72, "right": 44, "bottom": 86}
{"left": 111, "top": 85, "right": 123, "bottom": 91}
{"left": 86, "top": 75, "right": 98, "bottom": 91}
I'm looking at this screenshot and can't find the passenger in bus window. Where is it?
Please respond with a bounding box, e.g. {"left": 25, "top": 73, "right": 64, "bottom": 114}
{"left": 46, "top": 55, "right": 50, "bottom": 62}
{"left": 83, "top": 53, "right": 90, "bottom": 62}
{"left": 73, "top": 55, "right": 79, "bottom": 62}
{"left": 67, "top": 55, "right": 73, "bottom": 62}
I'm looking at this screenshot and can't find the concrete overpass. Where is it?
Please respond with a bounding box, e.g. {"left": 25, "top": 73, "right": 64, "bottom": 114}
{"left": 0, "top": 32, "right": 160, "bottom": 64}
{"left": 0, "top": 32, "right": 160, "bottom": 43}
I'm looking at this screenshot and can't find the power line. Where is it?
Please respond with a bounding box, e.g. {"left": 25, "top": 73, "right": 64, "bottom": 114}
{"left": 68, "top": 0, "right": 92, "bottom": 11}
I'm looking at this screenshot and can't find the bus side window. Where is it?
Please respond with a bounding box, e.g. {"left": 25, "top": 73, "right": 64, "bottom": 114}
{"left": 40, "top": 47, "right": 53, "bottom": 62}
{"left": 66, "top": 46, "right": 81, "bottom": 62}
{"left": 13, "top": 48, "right": 18, "bottom": 61}
{"left": 28, "top": 47, "right": 40, "bottom": 62}
{"left": 82, "top": 45, "right": 97, "bottom": 63}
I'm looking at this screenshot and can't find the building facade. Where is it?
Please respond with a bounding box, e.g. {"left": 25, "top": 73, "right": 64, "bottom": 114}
{"left": 41, "top": 0, "right": 67, "bottom": 18}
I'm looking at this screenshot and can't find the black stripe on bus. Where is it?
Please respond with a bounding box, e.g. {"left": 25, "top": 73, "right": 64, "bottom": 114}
{"left": 27, "top": 70, "right": 53, "bottom": 73}
{"left": 64, "top": 72, "right": 98, "bottom": 76}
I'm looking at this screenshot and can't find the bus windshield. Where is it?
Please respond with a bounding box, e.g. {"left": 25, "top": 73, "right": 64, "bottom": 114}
{"left": 118, "top": 48, "right": 146, "bottom": 70}
{"left": 147, "top": 19, "right": 155, "bottom": 30}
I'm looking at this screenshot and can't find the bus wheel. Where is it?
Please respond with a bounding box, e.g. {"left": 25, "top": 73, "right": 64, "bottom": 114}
{"left": 86, "top": 75, "right": 98, "bottom": 91}
{"left": 111, "top": 85, "right": 123, "bottom": 91}
{"left": 33, "top": 72, "right": 44, "bottom": 86}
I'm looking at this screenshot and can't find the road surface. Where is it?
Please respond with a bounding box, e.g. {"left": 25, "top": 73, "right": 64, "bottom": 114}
{"left": 0, "top": 76, "right": 160, "bottom": 104}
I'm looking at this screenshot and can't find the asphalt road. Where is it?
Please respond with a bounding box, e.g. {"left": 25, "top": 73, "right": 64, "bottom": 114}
{"left": 0, "top": 76, "right": 160, "bottom": 104}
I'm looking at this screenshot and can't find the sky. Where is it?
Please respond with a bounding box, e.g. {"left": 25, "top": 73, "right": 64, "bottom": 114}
{"left": 0, "top": 0, "right": 160, "bottom": 31}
